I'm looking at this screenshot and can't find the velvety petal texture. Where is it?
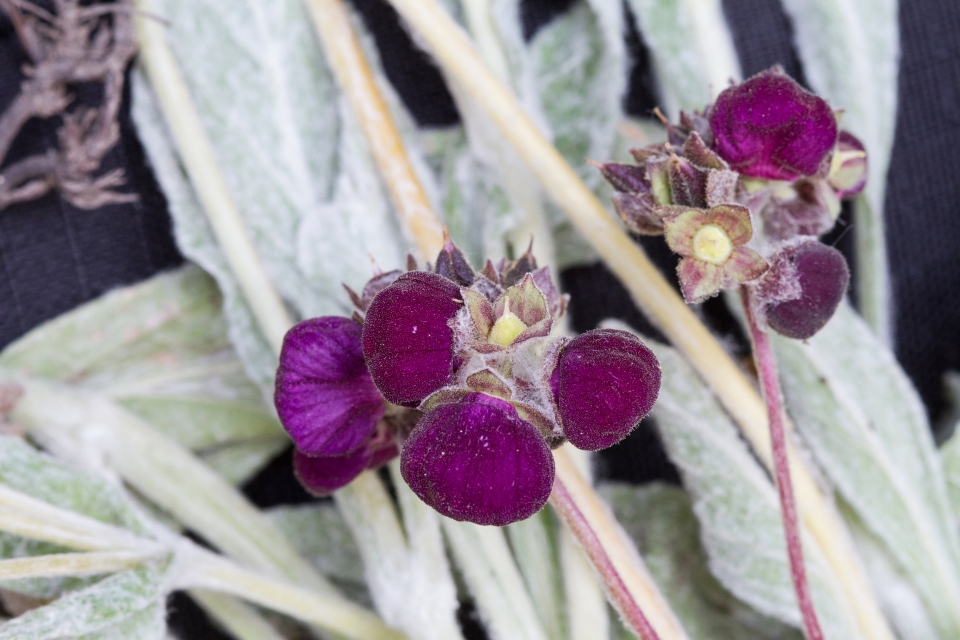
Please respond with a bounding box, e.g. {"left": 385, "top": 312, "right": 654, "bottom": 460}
{"left": 362, "top": 271, "right": 462, "bottom": 406}
{"left": 400, "top": 393, "right": 554, "bottom": 526}
{"left": 828, "top": 131, "right": 868, "bottom": 198}
{"left": 275, "top": 317, "right": 385, "bottom": 456}
{"left": 766, "top": 242, "right": 850, "bottom": 339}
{"left": 294, "top": 447, "right": 372, "bottom": 497}
{"left": 709, "top": 69, "right": 838, "bottom": 180}
{"left": 550, "top": 329, "right": 661, "bottom": 451}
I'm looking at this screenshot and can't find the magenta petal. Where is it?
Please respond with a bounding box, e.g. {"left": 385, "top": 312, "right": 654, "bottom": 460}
{"left": 709, "top": 70, "right": 838, "bottom": 180}
{"left": 400, "top": 393, "right": 554, "bottom": 526}
{"left": 550, "top": 329, "right": 661, "bottom": 451}
{"left": 275, "top": 317, "right": 385, "bottom": 456}
{"left": 294, "top": 447, "right": 372, "bottom": 497}
{"left": 766, "top": 242, "right": 850, "bottom": 340}
{"left": 362, "top": 271, "right": 462, "bottom": 406}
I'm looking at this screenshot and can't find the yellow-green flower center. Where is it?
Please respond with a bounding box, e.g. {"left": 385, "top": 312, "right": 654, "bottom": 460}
{"left": 488, "top": 299, "right": 528, "bottom": 347}
{"left": 692, "top": 224, "right": 733, "bottom": 264}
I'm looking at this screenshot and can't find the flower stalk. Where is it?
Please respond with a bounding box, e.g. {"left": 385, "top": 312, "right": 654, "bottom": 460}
{"left": 377, "top": 1, "right": 893, "bottom": 637}
{"left": 551, "top": 448, "right": 681, "bottom": 640}
{"left": 741, "top": 290, "right": 824, "bottom": 640}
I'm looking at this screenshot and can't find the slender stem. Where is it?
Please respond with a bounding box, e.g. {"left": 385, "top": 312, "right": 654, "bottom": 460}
{"left": 551, "top": 448, "right": 684, "bottom": 640}
{"left": 177, "top": 542, "right": 406, "bottom": 640}
{"left": 303, "top": 0, "right": 445, "bottom": 261}
{"left": 376, "top": 2, "right": 894, "bottom": 638}
{"left": 741, "top": 289, "right": 824, "bottom": 640}
{"left": 0, "top": 550, "right": 161, "bottom": 581}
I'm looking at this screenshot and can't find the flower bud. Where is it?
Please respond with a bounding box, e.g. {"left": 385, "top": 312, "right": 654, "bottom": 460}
{"left": 828, "top": 131, "right": 868, "bottom": 199}
{"left": 275, "top": 317, "right": 384, "bottom": 456}
{"left": 550, "top": 329, "right": 660, "bottom": 451}
{"left": 362, "top": 271, "right": 462, "bottom": 406}
{"left": 400, "top": 393, "right": 554, "bottom": 526}
{"left": 709, "top": 67, "right": 838, "bottom": 181}
{"left": 764, "top": 242, "right": 849, "bottom": 339}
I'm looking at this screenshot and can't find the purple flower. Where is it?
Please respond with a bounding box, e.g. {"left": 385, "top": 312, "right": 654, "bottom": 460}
{"left": 362, "top": 271, "right": 462, "bottom": 407}
{"left": 710, "top": 69, "right": 838, "bottom": 181}
{"left": 293, "top": 430, "right": 400, "bottom": 497}
{"left": 762, "top": 241, "right": 850, "bottom": 339}
{"left": 550, "top": 329, "right": 661, "bottom": 451}
{"left": 401, "top": 393, "right": 554, "bottom": 526}
{"left": 294, "top": 447, "right": 373, "bottom": 497}
{"left": 275, "top": 316, "right": 385, "bottom": 456}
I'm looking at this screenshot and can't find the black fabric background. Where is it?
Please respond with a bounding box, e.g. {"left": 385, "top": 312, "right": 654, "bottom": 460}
{"left": 0, "top": 1, "right": 957, "bottom": 637}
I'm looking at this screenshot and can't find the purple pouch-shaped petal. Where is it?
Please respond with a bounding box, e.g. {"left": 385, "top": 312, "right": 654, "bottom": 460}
{"left": 401, "top": 393, "right": 554, "bottom": 526}
{"left": 294, "top": 446, "right": 373, "bottom": 497}
{"left": 362, "top": 271, "right": 462, "bottom": 406}
{"left": 710, "top": 69, "right": 838, "bottom": 181}
{"left": 765, "top": 242, "right": 850, "bottom": 340}
{"left": 275, "top": 317, "right": 385, "bottom": 456}
{"left": 550, "top": 329, "right": 661, "bottom": 451}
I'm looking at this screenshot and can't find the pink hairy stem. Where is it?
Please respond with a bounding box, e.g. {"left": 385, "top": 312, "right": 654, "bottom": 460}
{"left": 741, "top": 288, "right": 824, "bottom": 640}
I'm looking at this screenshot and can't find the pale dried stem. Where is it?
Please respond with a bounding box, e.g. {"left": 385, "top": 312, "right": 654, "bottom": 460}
{"left": 378, "top": 1, "right": 893, "bottom": 637}
{"left": 0, "top": 550, "right": 162, "bottom": 581}
{"left": 742, "top": 290, "right": 824, "bottom": 640}
{"left": 303, "top": 0, "right": 445, "bottom": 261}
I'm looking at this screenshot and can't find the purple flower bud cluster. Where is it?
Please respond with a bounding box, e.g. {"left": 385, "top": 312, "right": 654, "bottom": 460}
{"left": 601, "top": 66, "right": 864, "bottom": 340}
{"left": 275, "top": 242, "right": 661, "bottom": 526}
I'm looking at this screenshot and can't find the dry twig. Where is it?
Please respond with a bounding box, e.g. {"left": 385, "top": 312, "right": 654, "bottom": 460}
{"left": 0, "top": 0, "right": 137, "bottom": 209}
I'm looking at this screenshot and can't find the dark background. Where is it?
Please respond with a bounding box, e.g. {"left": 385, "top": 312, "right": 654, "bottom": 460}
{"left": 0, "top": 0, "right": 957, "bottom": 637}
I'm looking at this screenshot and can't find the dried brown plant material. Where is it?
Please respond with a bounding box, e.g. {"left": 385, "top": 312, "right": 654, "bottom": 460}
{"left": 0, "top": 0, "right": 137, "bottom": 210}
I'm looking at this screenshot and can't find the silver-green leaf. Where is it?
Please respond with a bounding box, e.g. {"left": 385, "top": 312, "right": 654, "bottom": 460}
{"left": 773, "top": 302, "right": 960, "bottom": 637}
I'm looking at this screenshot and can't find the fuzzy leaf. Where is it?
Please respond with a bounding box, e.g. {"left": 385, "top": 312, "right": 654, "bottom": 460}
{"left": 200, "top": 437, "right": 289, "bottom": 487}
{"left": 132, "top": 0, "right": 413, "bottom": 391}
{"left": 773, "top": 302, "right": 960, "bottom": 636}
{"left": 838, "top": 501, "right": 939, "bottom": 640}
{"left": 604, "top": 482, "right": 802, "bottom": 640}
{"left": 0, "top": 266, "right": 286, "bottom": 468}
{"left": 0, "top": 437, "right": 149, "bottom": 535}
{"left": 0, "top": 564, "right": 166, "bottom": 640}
{"left": 265, "top": 503, "right": 367, "bottom": 598}
{"left": 625, "top": 0, "right": 741, "bottom": 114}
{"left": 603, "top": 325, "right": 856, "bottom": 637}
{"left": 528, "top": 0, "right": 626, "bottom": 190}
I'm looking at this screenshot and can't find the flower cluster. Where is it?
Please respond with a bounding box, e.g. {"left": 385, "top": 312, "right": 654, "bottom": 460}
{"left": 602, "top": 67, "right": 863, "bottom": 339}
{"left": 275, "top": 241, "right": 661, "bottom": 526}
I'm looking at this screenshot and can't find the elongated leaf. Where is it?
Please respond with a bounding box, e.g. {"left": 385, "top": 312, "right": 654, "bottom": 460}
{"left": 625, "top": 0, "right": 741, "bottom": 114}
{"left": 506, "top": 512, "right": 566, "bottom": 640}
{"left": 0, "top": 564, "right": 166, "bottom": 640}
{"left": 200, "top": 437, "right": 289, "bottom": 487}
{"left": 941, "top": 428, "right": 960, "bottom": 515}
{"left": 266, "top": 504, "right": 367, "bottom": 596}
{"left": 443, "top": 519, "right": 548, "bottom": 640}
{"left": 0, "top": 265, "right": 286, "bottom": 473}
{"left": 773, "top": 302, "right": 960, "bottom": 636}
{"left": 604, "top": 482, "right": 801, "bottom": 640}
{"left": 335, "top": 472, "right": 465, "bottom": 640}
{"left": 600, "top": 323, "right": 856, "bottom": 637}
{"left": 0, "top": 437, "right": 148, "bottom": 534}
{"left": 0, "top": 437, "right": 151, "bottom": 598}
{"left": 838, "top": 500, "right": 938, "bottom": 640}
